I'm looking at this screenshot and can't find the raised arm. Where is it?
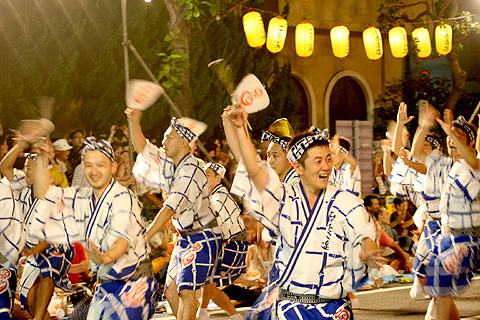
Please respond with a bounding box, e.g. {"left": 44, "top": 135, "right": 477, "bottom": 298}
{"left": 222, "top": 105, "right": 241, "bottom": 162}
{"left": 34, "top": 152, "right": 51, "bottom": 200}
{"left": 381, "top": 139, "right": 393, "bottom": 178}
{"left": 0, "top": 138, "right": 27, "bottom": 182}
{"left": 146, "top": 206, "right": 175, "bottom": 242}
{"left": 125, "top": 108, "right": 147, "bottom": 154}
{"left": 398, "top": 147, "right": 427, "bottom": 175}
{"left": 412, "top": 105, "right": 438, "bottom": 162}
{"left": 392, "top": 102, "right": 414, "bottom": 156}
{"left": 437, "top": 109, "right": 479, "bottom": 169}
{"left": 225, "top": 106, "right": 268, "bottom": 192}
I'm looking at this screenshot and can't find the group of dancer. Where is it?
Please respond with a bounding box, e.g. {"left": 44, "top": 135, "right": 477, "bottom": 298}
{"left": 0, "top": 99, "right": 478, "bottom": 320}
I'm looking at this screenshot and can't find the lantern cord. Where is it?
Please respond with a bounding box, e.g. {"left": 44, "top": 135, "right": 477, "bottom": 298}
{"left": 222, "top": 0, "right": 480, "bottom": 28}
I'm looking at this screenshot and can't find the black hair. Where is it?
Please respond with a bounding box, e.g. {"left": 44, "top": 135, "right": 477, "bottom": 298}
{"left": 69, "top": 130, "right": 84, "bottom": 140}
{"left": 338, "top": 136, "right": 351, "bottom": 152}
{"left": 364, "top": 194, "right": 378, "bottom": 208}
{"left": 393, "top": 197, "right": 403, "bottom": 207}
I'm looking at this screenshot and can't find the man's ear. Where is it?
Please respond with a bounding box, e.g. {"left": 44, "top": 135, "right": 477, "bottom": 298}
{"left": 292, "top": 161, "right": 304, "bottom": 176}
{"left": 181, "top": 138, "right": 190, "bottom": 150}
{"left": 111, "top": 161, "right": 118, "bottom": 175}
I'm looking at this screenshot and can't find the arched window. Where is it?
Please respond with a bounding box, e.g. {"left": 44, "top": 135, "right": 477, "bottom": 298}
{"left": 329, "top": 76, "right": 367, "bottom": 136}
{"left": 290, "top": 76, "right": 310, "bottom": 132}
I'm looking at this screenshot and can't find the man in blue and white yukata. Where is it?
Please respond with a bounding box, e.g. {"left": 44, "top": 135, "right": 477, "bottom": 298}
{"left": 412, "top": 106, "right": 480, "bottom": 320}
{"left": 0, "top": 139, "right": 74, "bottom": 320}
{"left": 29, "top": 137, "right": 157, "bottom": 320}
{"left": 224, "top": 117, "right": 300, "bottom": 320}
{"left": 197, "top": 162, "right": 247, "bottom": 320}
{"left": 224, "top": 105, "right": 383, "bottom": 320}
{"left": 0, "top": 178, "right": 25, "bottom": 319}
{"left": 329, "top": 135, "right": 361, "bottom": 198}
{"left": 127, "top": 108, "right": 221, "bottom": 320}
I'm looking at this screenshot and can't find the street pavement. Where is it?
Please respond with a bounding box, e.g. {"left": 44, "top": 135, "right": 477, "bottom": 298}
{"left": 152, "top": 276, "right": 480, "bottom": 319}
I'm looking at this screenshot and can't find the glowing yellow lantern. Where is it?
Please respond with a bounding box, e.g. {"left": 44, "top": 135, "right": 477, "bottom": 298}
{"left": 388, "top": 26, "right": 408, "bottom": 59}
{"left": 330, "top": 25, "right": 350, "bottom": 59}
{"left": 435, "top": 24, "right": 452, "bottom": 55}
{"left": 266, "top": 16, "right": 288, "bottom": 54}
{"left": 412, "top": 27, "right": 431, "bottom": 58}
{"left": 295, "top": 22, "right": 314, "bottom": 58}
{"left": 363, "top": 27, "right": 383, "bottom": 61}
{"left": 242, "top": 11, "right": 266, "bottom": 48}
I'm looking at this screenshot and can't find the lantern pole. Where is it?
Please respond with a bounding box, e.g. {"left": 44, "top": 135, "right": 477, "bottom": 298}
{"left": 119, "top": 0, "right": 219, "bottom": 187}
{"left": 120, "top": 0, "right": 136, "bottom": 192}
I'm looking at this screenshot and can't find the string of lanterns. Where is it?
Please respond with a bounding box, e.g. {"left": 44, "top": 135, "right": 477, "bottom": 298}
{"left": 242, "top": 11, "right": 453, "bottom": 59}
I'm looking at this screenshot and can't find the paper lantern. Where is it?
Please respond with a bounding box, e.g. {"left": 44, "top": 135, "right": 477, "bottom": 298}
{"left": 435, "top": 24, "right": 452, "bottom": 55}
{"left": 388, "top": 26, "right": 408, "bottom": 59}
{"left": 266, "top": 16, "right": 288, "bottom": 54}
{"left": 295, "top": 22, "right": 314, "bottom": 57}
{"left": 412, "top": 27, "right": 431, "bottom": 58}
{"left": 330, "top": 25, "right": 350, "bottom": 59}
{"left": 242, "top": 11, "right": 266, "bottom": 48}
{"left": 363, "top": 27, "right": 383, "bottom": 60}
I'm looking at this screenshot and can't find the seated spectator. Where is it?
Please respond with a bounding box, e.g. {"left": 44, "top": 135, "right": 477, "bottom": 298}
{"left": 373, "top": 207, "right": 413, "bottom": 272}
{"left": 376, "top": 205, "right": 399, "bottom": 242}
{"left": 390, "top": 197, "right": 416, "bottom": 253}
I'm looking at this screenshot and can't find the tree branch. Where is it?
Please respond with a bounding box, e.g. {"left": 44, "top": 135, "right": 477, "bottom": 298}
{"left": 192, "top": 0, "right": 250, "bottom": 38}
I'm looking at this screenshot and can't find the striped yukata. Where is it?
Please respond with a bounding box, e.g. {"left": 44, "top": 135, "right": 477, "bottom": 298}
{"left": 8, "top": 169, "right": 74, "bottom": 309}
{"left": 211, "top": 184, "right": 248, "bottom": 286}
{"left": 232, "top": 161, "right": 376, "bottom": 320}
{"left": 249, "top": 167, "right": 300, "bottom": 320}
{"left": 389, "top": 149, "right": 425, "bottom": 208}
{"left": 412, "top": 154, "right": 453, "bottom": 278}
{"left": 0, "top": 180, "right": 25, "bottom": 319}
{"left": 424, "top": 158, "right": 480, "bottom": 297}
{"left": 29, "top": 180, "right": 157, "bottom": 320}
{"left": 329, "top": 161, "right": 362, "bottom": 197}
{"left": 132, "top": 140, "right": 221, "bottom": 292}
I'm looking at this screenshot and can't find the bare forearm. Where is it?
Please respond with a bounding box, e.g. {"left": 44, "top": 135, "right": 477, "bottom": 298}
{"left": 383, "top": 152, "right": 392, "bottom": 177}
{"left": 344, "top": 154, "right": 357, "bottom": 173}
{"left": 392, "top": 123, "right": 404, "bottom": 156}
{"left": 222, "top": 117, "right": 241, "bottom": 162}
{"left": 390, "top": 242, "right": 409, "bottom": 262}
{"left": 129, "top": 121, "right": 146, "bottom": 155}
{"left": 403, "top": 159, "right": 427, "bottom": 175}
{"left": 411, "top": 126, "right": 429, "bottom": 162}
{"left": 33, "top": 155, "right": 50, "bottom": 200}
{"left": 0, "top": 144, "right": 22, "bottom": 182}
{"left": 147, "top": 206, "right": 175, "bottom": 242}
{"left": 103, "top": 237, "right": 129, "bottom": 265}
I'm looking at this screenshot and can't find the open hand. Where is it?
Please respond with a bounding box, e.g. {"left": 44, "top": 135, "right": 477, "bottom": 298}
{"left": 397, "top": 102, "right": 414, "bottom": 126}
{"left": 83, "top": 239, "right": 107, "bottom": 265}
{"left": 361, "top": 249, "right": 389, "bottom": 269}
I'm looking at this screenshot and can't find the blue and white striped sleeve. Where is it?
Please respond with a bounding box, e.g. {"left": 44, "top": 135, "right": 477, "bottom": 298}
{"left": 231, "top": 158, "right": 283, "bottom": 235}
{"left": 132, "top": 140, "right": 167, "bottom": 190}
{"left": 451, "top": 159, "right": 480, "bottom": 202}
{"left": 29, "top": 186, "right": 84, "bottom": 246}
